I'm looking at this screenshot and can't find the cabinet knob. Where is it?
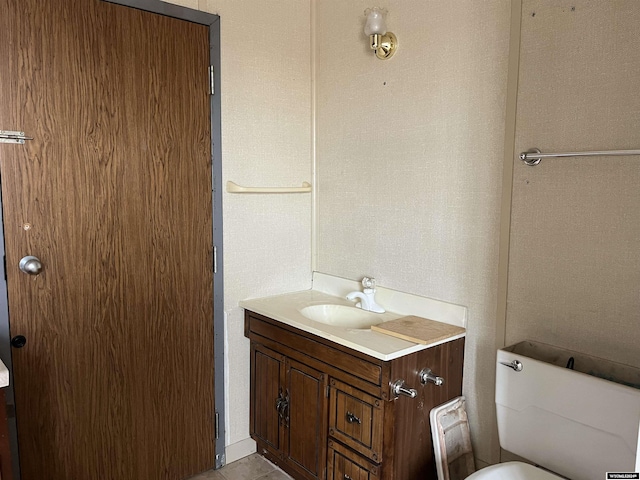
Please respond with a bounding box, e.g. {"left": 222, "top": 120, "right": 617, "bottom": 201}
{"left": 275, "top": 388, "right": 289, "bottom": 425}
{"left": 345, "top": 411, "right": 361, "bottom": 424}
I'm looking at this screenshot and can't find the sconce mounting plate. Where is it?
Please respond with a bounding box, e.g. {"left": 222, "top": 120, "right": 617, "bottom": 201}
{"left": 373, "top": 32, "right": 398, "bottom": 60}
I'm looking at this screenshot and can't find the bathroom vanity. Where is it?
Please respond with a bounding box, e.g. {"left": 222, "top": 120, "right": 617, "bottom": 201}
{"left": 242, "top": 277, "right": 466, "bottom": 480}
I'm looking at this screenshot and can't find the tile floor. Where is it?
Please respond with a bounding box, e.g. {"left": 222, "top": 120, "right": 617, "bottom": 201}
{"left": 188, "top": 454, "right": 292, "bottom": 480}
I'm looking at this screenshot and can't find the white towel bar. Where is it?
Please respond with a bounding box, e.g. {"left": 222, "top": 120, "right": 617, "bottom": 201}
{"left": 226, "top": 181, "right": 311, "bottom": 194}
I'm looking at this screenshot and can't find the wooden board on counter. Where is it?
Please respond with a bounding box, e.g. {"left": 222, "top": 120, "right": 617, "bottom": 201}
{"left": 371, "top": 316, "right": 465, "bottom": 345}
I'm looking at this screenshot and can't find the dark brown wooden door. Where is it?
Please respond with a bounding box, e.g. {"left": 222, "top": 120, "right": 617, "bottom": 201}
{"left": 0, "top": 1, "right": 215, "bottom": 479}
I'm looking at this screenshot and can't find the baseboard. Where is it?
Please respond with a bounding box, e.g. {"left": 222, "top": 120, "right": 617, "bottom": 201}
{"left": 224, "top": 437, "right": 257, "bottom": 465}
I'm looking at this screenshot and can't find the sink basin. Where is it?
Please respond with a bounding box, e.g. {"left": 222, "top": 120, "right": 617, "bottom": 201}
{"left": 299, "top": 304, "right": 384, "bottom": 329}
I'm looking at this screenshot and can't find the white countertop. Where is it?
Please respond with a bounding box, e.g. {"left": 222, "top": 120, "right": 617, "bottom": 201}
{"left": 240, "top": 273, "right": 467, "bottom": 361}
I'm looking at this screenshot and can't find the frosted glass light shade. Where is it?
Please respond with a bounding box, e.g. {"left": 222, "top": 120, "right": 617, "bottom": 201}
{"left": 364, "top": 7, "right": 387, "bottom": 35}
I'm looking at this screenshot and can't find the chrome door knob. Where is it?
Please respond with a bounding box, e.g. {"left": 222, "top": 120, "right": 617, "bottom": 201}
{"left": 19, "top": 256, "right": 42, "bottom": 276}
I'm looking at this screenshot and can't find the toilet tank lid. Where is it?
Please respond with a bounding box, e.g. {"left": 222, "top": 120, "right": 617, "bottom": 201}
{"left": 466, "top": 462, "right": 562, "bottom": 480}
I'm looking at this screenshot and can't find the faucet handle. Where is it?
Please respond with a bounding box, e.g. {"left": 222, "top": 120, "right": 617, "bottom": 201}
{"left": 362, "top": 276, "right": 376, "bottom": 289}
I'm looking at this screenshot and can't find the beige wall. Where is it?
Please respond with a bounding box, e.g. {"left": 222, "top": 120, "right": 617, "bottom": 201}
{"left": 507, "top": 1, "right": 640, "bottom": 370}
{"left": 163, "top": 0, "right": 640, "bottom": 470}
{"left": 163, "top": 0, "right": 313, "bottom": 454}
{"left": 315, "top": 0, "right": 511, "bottom": 465}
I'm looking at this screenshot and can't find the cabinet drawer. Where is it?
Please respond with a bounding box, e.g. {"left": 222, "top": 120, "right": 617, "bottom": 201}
{"left": 327, "top": 440, "right": 379, "bottom": 480}
{"left": 328, "top": 379, "right": 384, "bottom": 463}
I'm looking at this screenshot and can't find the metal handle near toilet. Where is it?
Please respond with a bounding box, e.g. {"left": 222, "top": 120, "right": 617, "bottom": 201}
{"left": 500, "top": 359, "right": 523, "bottom": 372}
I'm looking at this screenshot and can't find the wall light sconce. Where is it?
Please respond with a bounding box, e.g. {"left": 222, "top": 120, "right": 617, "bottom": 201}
{"left": 364, "top": 7, "right": 397, "bottom": 60}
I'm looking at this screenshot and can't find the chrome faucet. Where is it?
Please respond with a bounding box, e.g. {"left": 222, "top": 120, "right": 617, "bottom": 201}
{"left": 346, "top": 276, "right": 385, "bottom": 313}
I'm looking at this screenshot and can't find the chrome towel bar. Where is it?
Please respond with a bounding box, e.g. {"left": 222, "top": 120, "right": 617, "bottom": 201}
{"left": 520, "top": 147, "right": 640, "bottom": 166}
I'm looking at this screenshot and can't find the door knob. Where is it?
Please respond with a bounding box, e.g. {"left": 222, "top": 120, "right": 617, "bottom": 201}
{"left": 11, "top": 335, "right": 26, "bottom": 348}
{"left": 19, "top": 256, "right": 42, "bottom": 275}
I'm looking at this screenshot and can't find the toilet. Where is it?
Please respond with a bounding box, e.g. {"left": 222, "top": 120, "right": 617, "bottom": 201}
{"left": 435, "top": 341, "right": 640, "bottom": 480}
{"left": 466, "top": 461, "right": 561, "bottom": 479}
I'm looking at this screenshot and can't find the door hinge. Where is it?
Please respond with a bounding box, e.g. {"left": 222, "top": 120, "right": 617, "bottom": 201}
{"left": 213, "top": 246, "right": 217, "bottom": 274}
{"left": 0, "top": 130, "right": 33, "bottom": 144}
{"left": 209, "top": 65, "right": 215, "bottom": 95}
{"left": 215, "top": 411, "right": 220, "bottom": 439}
{"left": 325, "top": 385, "right": 330, "bottom": 398}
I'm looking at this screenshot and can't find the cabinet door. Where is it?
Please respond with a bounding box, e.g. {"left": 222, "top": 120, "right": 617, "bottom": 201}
{"left": 251, "top": 344, "right": 286, "bottom": 458}
{"left": 284, "top": 358, "right": 328, "bottom": 480}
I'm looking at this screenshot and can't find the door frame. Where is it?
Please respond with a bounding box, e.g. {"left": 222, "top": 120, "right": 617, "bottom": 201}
{"left": 0, "top": 0, "right": 226, "bottom": 474}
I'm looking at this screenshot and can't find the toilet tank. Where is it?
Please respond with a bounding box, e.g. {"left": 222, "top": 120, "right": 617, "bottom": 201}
{"left": 496, "top": 341, "right": 640, "bottom": 480}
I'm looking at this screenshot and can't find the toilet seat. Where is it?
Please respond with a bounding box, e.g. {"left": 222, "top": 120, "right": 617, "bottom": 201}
{"left": 465, "top": 461, "right": 562, "bottom": 480}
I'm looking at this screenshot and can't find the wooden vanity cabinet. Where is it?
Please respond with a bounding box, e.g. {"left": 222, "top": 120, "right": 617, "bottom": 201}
{"left": 246, "top": 311, "right": 464, "bottom": 480}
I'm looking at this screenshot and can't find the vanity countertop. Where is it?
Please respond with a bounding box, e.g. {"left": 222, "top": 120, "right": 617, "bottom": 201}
{"left": 240, "top": 274, "right": 467, "bottom": 361}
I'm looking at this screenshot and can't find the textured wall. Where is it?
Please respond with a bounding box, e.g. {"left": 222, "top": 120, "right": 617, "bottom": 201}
{"left": 145, "top": 0, "right": 640, "bottom": 470}
{"left": 315, "top": 1, "right": 511, "bottom": 464}
{"left": 507, "top": 2, "right": 640, "bottom": 368}
{"left": 163, "top": 0, "right": 312, "bottom": 451}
